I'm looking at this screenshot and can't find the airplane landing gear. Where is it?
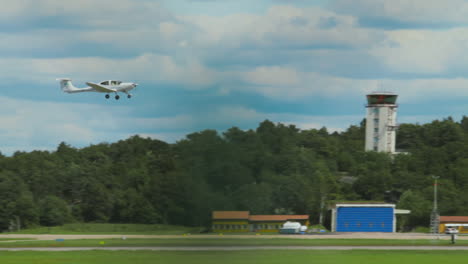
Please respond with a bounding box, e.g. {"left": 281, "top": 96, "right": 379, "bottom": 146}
{"left": 127, "top": 94, "right": 132, "bottom": 99}
{"left": 105, "top": 94, "right": 110, "bottom": 99}
{"left": 115, "top": 95, "right": 120, "bottom": 100}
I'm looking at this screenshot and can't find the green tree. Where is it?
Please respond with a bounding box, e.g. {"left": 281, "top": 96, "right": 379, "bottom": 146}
{"left": 397, "top": 190, "right": 431, "bottom": 230}
{"left": 39, "top": 195, "right": 71, "bottom": 226}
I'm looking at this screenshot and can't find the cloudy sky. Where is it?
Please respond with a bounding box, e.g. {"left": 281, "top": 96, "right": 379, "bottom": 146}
{"left": 1, "top": 0, "right": 468, "bottom": 154}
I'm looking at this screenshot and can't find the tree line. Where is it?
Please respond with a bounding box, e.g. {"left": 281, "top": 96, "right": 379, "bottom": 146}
{"left": 2, "top": 117, "right": 468, "bottom": 231}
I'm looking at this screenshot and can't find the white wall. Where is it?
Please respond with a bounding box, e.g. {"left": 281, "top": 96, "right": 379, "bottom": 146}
{"left": 365, "top": 105, "right": 397, "bottom": 153}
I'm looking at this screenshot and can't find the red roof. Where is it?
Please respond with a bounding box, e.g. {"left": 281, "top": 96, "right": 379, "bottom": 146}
{"left": 212, "top": 211, "right": 250, "bottom": 220}
{"left": 249, "top": 215, "right": 309, "bottom": 222}
{"left": 440, "top": 216, "right": 468, "bottom": 223}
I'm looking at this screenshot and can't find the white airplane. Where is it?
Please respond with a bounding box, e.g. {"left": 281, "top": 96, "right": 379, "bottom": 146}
{"left": 57, "top": 78, "right": 138, "bottom": 100}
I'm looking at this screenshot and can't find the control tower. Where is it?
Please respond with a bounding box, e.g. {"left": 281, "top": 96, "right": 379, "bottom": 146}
{"left": 365, "top": 92, "right": 398, "bottom": 153}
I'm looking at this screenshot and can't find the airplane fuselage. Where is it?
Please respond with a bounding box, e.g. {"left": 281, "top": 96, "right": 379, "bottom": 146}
{"left": 58, "top": 79, "right": 138, "bottom": 100}
{"left": 91, "top": 80, "right": 136, "bottom": 93}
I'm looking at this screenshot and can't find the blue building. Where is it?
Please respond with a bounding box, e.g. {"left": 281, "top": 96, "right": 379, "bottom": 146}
{"left": 331, "top": 203, "right": 407, "bottom": 232}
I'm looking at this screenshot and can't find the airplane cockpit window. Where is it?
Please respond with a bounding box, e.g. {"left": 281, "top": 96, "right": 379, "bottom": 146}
{"left": 100, "top": 81, "right": 110, "bottom": 85}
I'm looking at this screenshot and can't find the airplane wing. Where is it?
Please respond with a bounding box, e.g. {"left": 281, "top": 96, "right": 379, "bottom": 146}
{"left": 86, "top": 82, "right": 117, "bottom": 93}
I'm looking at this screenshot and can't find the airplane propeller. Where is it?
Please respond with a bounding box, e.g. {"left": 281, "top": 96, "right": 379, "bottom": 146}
{"left": 128, "top": 83, "right": 138, "bottom": 98}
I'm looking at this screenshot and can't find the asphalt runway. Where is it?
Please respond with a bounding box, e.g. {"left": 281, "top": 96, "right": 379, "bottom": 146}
{"left": 0, "top": 233, "right": 460, "bottom": 240}
{"left": 0, "top": 233, "right": 462, "bottom": 251}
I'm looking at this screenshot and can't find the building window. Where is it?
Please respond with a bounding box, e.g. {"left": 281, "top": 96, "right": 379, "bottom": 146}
{"left": 374, "top": 128, "right": 379, "bottom": 133}
{"left": 373, "top": 146, "right": 378, "bottom": 151}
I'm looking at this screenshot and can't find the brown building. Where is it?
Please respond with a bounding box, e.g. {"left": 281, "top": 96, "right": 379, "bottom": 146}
{"left": 212, "top": 211, "right": 250, "bottom": 232}
{"left": 439, "top": 216, "right": 468, "bottom": 233}
{"left": 212, "top": 211, "right": 309, "bottom": 233}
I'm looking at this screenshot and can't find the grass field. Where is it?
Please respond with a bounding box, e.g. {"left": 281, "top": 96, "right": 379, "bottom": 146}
{"left": 10, "top": 223, "right": 203, "bottom": 235}
{"left": 0, "top": 250, "right": 467, "bottom": 264}
{"left": 0, "top": 237, "right": 462, "bottom": 247}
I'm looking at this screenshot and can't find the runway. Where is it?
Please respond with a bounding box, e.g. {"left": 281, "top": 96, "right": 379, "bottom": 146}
{"left": 0, "top": 233, "right": 458, "bottom": 240}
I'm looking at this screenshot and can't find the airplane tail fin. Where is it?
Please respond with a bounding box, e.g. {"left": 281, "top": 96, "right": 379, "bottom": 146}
{"left": 56, "top": 78, "right": 79, "bottom": 93}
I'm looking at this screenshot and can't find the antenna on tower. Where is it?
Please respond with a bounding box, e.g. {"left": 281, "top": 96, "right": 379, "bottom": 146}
{"left": 377, "top": 80, "right": 383, "bottom": 92}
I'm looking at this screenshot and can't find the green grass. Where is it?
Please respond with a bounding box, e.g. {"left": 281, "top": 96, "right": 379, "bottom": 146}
{"left": 0, "top": 251, "right": 467, "bottom": 264}
{"left": 0, "top": 238, "right": 35, "bottom": 241}
{"left": 10, "top": 223, "right": 203, "bottom": 235}
{"left": 0, "top": 237, "right": 463, "bottom": 248}
{"left": 0, "top": 251, "right": 171, "bottom": 264}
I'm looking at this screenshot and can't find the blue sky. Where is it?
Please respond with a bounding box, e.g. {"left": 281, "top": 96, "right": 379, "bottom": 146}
{"left": 1, "top": 0, "right": 468, "bottom": 154}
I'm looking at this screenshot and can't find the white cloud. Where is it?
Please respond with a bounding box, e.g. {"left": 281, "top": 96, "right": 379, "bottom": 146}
{"left": 195, "top": 105, "right": 362, "bottom": 133}
{"left": 0, "top": 53, "right": 217, "bottom": 87}
{"left": 130, "top": 115, "right": 195, "bottom": 131}
{"left": 244, "top": 66, "right": 300, "bottom": 86}
{"left": 381, "top": 78, "right": 468, "bottom": 102}
{"left": 370, "top": 28, "right": 468, "bottom": 74}
{"left": 239, "top": 66, "right": 374, "bottom": 100}
{"left": 238, "top": 64, "right": 468, "bottom": 105}
{"left": 0, "top": 0, "right": 170, "bottom": 28}
{"left": 0, "top": 96, "right": 135, "bottom": 154}
{"left": 2, "top": 0, "right": 468, "bottom": 155}
{"left": 182, "top": 5, "right": 383, "bottom": 51}
{"left": 331, "top": 0, "right": 468, "bottom": 25}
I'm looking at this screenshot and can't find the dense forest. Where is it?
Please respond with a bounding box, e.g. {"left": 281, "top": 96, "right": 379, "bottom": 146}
{"left": 1, "top": 117, "right": 468, "bottom": 231}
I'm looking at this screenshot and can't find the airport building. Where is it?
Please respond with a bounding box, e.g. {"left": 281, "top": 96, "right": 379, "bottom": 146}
{"left": 330, "top": 203, "right": 410, "bottom": 232}
{"left": 212, "top": 211, "right": 309, "bottom": 233}
{"left": 365, "top": 92, "right": 398, "bottom": 153}
{"left": 438, "top": 216, "right": 468, "bottom": 234}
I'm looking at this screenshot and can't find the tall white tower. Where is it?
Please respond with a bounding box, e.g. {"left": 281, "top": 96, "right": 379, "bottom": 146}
{"left": 365, "top": 92, "right": 398, "bottom": 153}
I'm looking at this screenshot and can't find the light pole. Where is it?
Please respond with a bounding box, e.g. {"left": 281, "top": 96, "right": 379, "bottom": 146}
{"left": 430, "top": 175, "right": 440, "bottom": 237}
{"left": 433, "top": 176, "right": 439, "bottom": 212}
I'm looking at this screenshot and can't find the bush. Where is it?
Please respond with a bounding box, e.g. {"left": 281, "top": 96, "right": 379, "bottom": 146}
{"left": 413, "top": 226, "right": 430, "bottom": 233}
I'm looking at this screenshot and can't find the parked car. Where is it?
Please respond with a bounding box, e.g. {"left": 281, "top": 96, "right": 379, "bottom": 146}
{"left": 445, "top": 227, "right": 459, "bottom": 234}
